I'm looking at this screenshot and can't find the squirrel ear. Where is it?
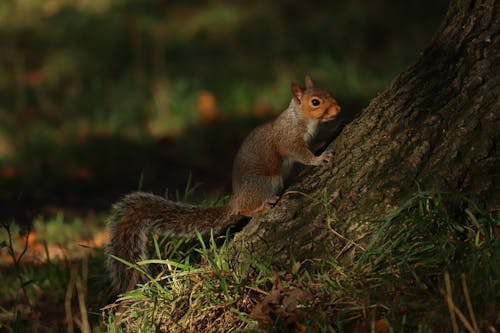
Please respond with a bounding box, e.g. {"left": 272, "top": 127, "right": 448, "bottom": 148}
{"left": 305, "top": 75, "right": 315, "bottom": 89}
{"left": 291, "top": 83, "right": 303, "bottom": 104}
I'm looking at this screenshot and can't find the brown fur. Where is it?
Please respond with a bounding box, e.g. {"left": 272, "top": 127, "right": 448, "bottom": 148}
{"left": 106, "top": 76, "right": 341, "bottom": 292}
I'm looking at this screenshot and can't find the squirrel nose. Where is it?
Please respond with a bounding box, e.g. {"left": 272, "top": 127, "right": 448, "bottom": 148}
{"left": 331, "top": 103, "right": 341, "bottom": 115}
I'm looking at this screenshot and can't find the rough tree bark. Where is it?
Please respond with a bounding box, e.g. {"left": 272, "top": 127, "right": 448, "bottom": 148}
{"left": 232, "top": 0, "right": 499, "bottom": 267}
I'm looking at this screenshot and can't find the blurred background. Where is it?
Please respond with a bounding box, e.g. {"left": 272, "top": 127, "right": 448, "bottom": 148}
{"left": 0, "top": 0, "right": 449, "bottom": 224}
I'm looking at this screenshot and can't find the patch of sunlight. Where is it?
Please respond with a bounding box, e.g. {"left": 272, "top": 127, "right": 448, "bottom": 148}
{"left": 148, "top": 78, "right": 198, "bottom": 137}
{"left": 0, "top": 213, "right": 107, "bottom": 265}
{"left": 180, "top": 3, "right": 247, "bottom": 38}
{"left": 0, "top": 132, "right": 12, "bottom": 158}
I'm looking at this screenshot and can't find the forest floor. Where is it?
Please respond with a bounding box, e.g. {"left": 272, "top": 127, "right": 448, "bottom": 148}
{"left": 1, "top": 187, "right": 498, "bottom": 332}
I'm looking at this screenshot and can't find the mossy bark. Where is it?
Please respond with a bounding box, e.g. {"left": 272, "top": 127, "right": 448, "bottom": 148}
{"left": 232, "top": 0, "right": 499, "bottom": 268}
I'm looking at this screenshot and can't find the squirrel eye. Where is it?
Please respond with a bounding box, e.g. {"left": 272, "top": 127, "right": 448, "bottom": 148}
{"left": 311, "top": 98, "right": 321, "bottom": 107}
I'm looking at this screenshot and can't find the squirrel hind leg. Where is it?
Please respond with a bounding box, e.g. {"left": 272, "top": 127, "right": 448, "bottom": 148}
{"left": 239, "top": 194, "right": 281, "bottom": 217}
{"left": 231, "top": 175, "right": 283, "bottom": 217}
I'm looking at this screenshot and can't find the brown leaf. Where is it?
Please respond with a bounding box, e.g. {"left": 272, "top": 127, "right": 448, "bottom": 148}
{"left": 356, "top": 318, "right": 391, "bottom": 333}
{"left": 250, "top": 274, "right": 313, "bottom": 332}
{"left": 197, "top": 90, "right": 220, "bottom": 123}
{"left": 1, "top": 166, "right": 18, "bottom": 179}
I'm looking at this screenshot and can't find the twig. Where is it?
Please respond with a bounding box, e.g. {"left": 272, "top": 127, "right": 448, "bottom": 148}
{"left": 76, "top": 274, "right": 91, "bottom": 333}
{"left": 81, "top": 253, "right": 88, "bottom": 297}
{"left": 487, "top": 325, "right": 498, "bottom": 333}
{"left": 461, "top": 273, "right": 479, "bottom": 333}
{"left": 450, "top": 299, "right": 477, "bottom": 333}
{"left": 326, "top": 218, "right": 365, "bottom": 251}
{"left": 443, "top": 271, "right": 478, "bottom": 333}
{"left": 444, "top": 271, "right": 459, "bottom": 333}
{"left": 65, "top": 266, "right": 77, "bottom": 333}
{"left": 16, "top": 231, "right": 30, "bottom": 264}
{"left": 2, "top": 222, "right": 32, "bottom": 307}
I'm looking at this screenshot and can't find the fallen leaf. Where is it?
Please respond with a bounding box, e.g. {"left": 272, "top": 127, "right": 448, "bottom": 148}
{"left": 356, "top": 318, "right": 391, "bottom": 333}
{"left": 250, "top": 274, "right": 313, "bottom": 332}
{"left": 197, "top": 90, "right": 220, "bottom": 123}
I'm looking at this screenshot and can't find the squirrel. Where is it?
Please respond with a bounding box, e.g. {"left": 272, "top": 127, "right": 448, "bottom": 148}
{"left": 105, "top": 75, "right": 341, "bottom": 292}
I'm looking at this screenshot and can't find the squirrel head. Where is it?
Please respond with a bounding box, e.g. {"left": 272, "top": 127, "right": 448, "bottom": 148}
{"left": 290, "top": 75, "right": 341, "bottom": 121}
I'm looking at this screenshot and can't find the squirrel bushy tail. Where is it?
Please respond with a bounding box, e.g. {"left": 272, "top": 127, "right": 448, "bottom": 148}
{"left": 105, "top": 192, "right": 239, "bottom": 292}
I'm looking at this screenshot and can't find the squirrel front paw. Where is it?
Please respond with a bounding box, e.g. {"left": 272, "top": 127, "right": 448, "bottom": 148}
{"left": 313, "top": 151, "right": 334, "bottom": 165}
{"left": 266, "top": 195, "right": 281, "bottom": 206}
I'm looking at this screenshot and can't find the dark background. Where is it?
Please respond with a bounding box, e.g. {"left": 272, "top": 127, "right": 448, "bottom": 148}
{"left": 0, "top": 0, "right": 449, "bottom": 224}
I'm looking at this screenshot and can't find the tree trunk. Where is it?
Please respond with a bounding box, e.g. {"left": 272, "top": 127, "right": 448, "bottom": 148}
{"left": 232, "top": 0, "right": 499, "bottom": 267}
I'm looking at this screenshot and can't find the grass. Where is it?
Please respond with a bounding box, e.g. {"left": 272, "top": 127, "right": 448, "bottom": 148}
{"left": 104, "top": 232, "right": 265, "bottom": 332}
{"left": 0, "top": 189, "right": 500, "bottom": 332}
{"left": 0, "top": 215, "right": 108, "bottom": 332}
{"left": 102, "top": 191, "right": 499, "bottom": 332}
{"left": 349, "top": 192, "right": 499, "bottom": 331}
{"left": 0, "top": 188, "right": 497, "bottom": 332}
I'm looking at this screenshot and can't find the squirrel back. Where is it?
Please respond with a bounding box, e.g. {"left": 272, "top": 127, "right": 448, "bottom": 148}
{"left": 106, "top": 76, "right": 341, "bottom": 292}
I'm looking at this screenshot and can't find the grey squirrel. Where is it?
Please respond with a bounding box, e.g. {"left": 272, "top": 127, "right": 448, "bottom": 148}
{"left": 105, "top": 76, "right": 341, "bottom": 292}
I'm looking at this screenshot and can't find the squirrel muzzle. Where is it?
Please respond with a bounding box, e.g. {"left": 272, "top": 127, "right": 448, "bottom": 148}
{"left": 321, "top": 103, "right": 341, "bottom": 122}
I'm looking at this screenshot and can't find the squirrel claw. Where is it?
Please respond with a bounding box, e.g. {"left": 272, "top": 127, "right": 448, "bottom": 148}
{"left": 322, "top": 151, "right": 334, "bottom": 163}
{"left": 266, "top": 195, "right": 281, "bottom": 207}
